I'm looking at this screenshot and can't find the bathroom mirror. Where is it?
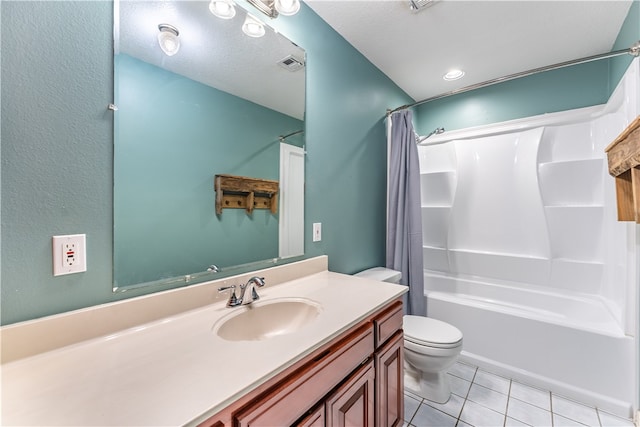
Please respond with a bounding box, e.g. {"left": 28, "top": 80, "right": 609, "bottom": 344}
{"left": 113, "top": 0, "right": 306, "bottom": 291}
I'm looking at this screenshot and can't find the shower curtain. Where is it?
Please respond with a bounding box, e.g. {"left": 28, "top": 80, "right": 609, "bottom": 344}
{"left": 387, "top": 110, "right": 425, "bottom": 316}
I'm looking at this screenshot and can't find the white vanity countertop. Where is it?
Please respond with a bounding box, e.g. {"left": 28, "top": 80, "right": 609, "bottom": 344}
{"left": 1, "top": 271, "right": 406, "bottom": 426}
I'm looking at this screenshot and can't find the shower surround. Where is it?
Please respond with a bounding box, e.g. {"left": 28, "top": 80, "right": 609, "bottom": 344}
{"left": 417, "top": 59, "right": 639, "bottom": 417}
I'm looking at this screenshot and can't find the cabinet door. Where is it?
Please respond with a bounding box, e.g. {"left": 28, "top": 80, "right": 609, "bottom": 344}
{"left": 326, "top": 361, "right": 375, "bottom": 427}
{"left": 375, "top": 331, "right": 404, "bottom": 427}
{"left": 295, "top": 405, "right": 325, "bottom": 427}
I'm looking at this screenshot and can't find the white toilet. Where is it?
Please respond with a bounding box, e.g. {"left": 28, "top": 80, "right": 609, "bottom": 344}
{"left": 403, "top": 315, "right": 462, "bottom": 403}
{"left": 355, "top": 267, "right": 463, "bottom": 404}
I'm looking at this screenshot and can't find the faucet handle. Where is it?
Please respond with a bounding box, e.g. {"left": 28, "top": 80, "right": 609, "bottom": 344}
{"left": 218, "top": 285, "right": 241, "bottom": 307}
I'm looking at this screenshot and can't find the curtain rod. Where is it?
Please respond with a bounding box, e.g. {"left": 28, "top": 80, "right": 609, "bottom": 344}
{"left": 279, "top": 130, "right": 304, "bottom": 141}
{"left": 387, "top": 41, "right": 640, "bottom": 116}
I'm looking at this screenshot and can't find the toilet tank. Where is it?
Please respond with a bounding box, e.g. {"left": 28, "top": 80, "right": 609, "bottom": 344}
{"left": 355, "top": 267, "right": 402, "bottom": 284}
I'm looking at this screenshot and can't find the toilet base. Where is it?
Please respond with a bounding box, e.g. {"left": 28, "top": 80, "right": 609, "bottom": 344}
{"left": 404, "top": 365, "right": 452, "bottom": 404}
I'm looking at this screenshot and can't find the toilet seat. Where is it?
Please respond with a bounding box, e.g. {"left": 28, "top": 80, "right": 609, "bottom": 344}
{"left": 404, "top": 339, "right": 461, "bottom": 358}
{"left": 403, "top": 315, "right": 463, "bottom": 349}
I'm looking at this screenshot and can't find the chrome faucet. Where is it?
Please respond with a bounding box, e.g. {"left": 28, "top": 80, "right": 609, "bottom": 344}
{"left": 239, "top": 276, "right": 265, "bottom": 305}
{"left": 218, "top": 276, "right": 266, "bottom": 307}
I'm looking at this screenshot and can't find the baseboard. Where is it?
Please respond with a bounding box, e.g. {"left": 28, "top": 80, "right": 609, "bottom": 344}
{"left": 459, "top": 351, "right": 634, "bottom": 419}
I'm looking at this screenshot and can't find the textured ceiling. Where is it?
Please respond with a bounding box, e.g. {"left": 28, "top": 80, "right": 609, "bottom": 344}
{"left": 306, "top": 0, "right": 634, "bottom": 104}
{"left": 117, "top": 0, "right": 306, "bottom": 120}
{"left": 117, "top": 1, "right": 634, "bottom": 117}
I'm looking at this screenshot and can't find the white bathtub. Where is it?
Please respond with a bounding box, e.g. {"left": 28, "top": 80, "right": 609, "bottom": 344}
{"left": 424, "top": 271, "right": 635, "bottom": 418}
{"left": 413, "top": 60, "right": 640, "bottom": 417}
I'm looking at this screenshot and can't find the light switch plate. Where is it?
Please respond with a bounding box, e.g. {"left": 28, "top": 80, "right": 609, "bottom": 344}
{"left": 52, "top": 234, "right": 87, "bottom": 276}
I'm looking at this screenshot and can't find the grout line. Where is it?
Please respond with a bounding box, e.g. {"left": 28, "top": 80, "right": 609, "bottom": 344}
{"left": 596, "top": 407, "right": 603, "bottom": 427}
{"left": 547, "top": 390, "right": 551, "bottom": 427}
{"left": 503, "top": 379, "right": 512, "bottom": 427}
{"left": 404, "top": 392, "right": 421, "bottom": 426}
{"left": 454, "top": 365, "right": 478, "bottom": 426}
{"left": 550, "top": 390, "right": 555, "bottom": 427}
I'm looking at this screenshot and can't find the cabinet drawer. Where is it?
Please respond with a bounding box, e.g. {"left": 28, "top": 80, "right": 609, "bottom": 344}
{"left": 235, "top": 324, "right": 374, "bottom": 426}
{"left": 374, "top": 300, "right": 403, "bottom": 348}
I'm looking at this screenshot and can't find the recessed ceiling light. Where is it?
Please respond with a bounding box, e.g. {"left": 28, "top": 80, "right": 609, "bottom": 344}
{"left": 443, "top": 69, "right": 465, "bottom": 81}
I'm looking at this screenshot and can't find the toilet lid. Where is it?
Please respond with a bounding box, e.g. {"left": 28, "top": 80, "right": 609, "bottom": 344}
{"left": 403, "top": 315, "right": 463, "bottom": 348}
{"left": 355, "top": 267, "right": 402, "bottom": 283}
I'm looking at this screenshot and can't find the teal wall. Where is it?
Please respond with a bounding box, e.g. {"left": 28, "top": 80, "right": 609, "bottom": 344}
{"left": 415, "top": 0, "right": 640, "bottom": 134}
{"left": 2, "top": 2, "right": 115, "bottom": 325}
{"left": 611, "top": 0, "right": 640, "bottom": 90}
{"left": 415, "top": 60, "right": 611, "bottom": 134}
{"left": 114, "top": 54, "right": 301, "bottom": 287}
{"left": 0, "top": 1, "right": 411, "bottom": 325}
{"left": 1, "top": 1, "right": 637, "bottom": 325}
{"left": 263, "top": 2, "right": 413, "bottom": 274}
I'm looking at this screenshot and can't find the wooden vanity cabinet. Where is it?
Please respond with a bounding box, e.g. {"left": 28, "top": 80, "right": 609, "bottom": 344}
{"left": 199, "top": 298, "right": 403, "bottom": 427}
{"left": 235, "top": 323, "right": 374, "bottom": 426}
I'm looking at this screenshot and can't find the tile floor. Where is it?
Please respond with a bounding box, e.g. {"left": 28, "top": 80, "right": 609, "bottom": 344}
{"left": 404, "top": 362, "right": 635, "bottom": 427}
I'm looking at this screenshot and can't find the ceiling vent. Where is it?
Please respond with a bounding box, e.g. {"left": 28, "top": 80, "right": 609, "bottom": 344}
{"left": 277, "top": 55, "right": 305, "bottom": 72}
{"left": 409, "top": 0, "right": 438, "bottom": 13}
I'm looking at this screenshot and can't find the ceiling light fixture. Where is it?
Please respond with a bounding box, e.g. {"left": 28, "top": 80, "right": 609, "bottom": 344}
{"left": 443, "top": 69, "right": 465, "bottom": 81}
{"left": 274, "top": 0, "right": 300, "bottom": 16}
{"left": 209, "top": 0, "right": 236, "bottom": 19}
{"left": 242, "top": 14, "right": 266, "bottom": 38}
{"left": 246, "top": 0, "right": 301, "bottom": 18}
{"left": 409, "top": 0, "right": 439, "bottom": 13}
{"left": 157, "top": 24, "right": 180, "bottom": 56}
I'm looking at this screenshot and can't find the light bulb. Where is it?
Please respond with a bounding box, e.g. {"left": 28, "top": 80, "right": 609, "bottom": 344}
{"left": 274, "top": 0, "right": 300, "bottom": 16}
{"left": 157, "top": 24, "right": 180, "bottom": 56}
{"left": 209, "top": 0, "right": 236, "bottom": 19}
{"left": 242, "top": 14, "right": 265, "bottom": 38}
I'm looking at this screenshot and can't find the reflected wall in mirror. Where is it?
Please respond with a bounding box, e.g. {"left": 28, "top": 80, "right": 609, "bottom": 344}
{"left": 114, "top": 0, "right": 306, "bottom": 291}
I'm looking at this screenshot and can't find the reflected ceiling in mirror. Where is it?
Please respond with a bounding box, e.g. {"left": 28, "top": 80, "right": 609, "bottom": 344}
{"left": 113, "top": 0, "right": 306, "bottom": 292}
{"left": 117, "top": 0, "right": 305, "bottom": 119}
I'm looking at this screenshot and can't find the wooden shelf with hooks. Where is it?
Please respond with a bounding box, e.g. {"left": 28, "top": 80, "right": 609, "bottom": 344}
{"left": 214, "top": 174, "right": 279, "bottom": 215}
{"left": 605, "top": 115, "right": 640, "bottom": 223}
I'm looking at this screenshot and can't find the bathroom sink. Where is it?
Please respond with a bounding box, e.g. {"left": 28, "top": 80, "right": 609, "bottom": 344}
{"left": 213, "top": 298, "right": 322, "bottom": 341}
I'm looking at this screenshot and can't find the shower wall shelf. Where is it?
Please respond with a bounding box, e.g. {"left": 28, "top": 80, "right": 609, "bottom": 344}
{"left": 605, "top": 115, "right": 640, "bottom": 223}
{"left": 417, "top": 120, "right": 612, "bottom": 293}
{"left": 420, "top": 171, "right": 456, "bottom": 206}
{"left": 418, "top": 143, "right": 458, "bottom": 274}
{"left": 214, "top": 174, "right": 279, "bottom": 215}
{"left": 538, "top": 159, "right": 604, "bottom": 206}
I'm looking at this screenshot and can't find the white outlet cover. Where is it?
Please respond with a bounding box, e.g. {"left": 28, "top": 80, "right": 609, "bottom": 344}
{"left": 52, "top": 234, "right": 87, "bottom": 276}
{"left": 313, "top": 223, "right": 322, "bottom": 242}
